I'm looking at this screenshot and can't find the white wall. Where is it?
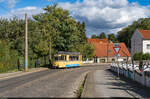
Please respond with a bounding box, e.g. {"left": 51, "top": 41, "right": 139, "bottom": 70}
{"left": 143, "top": 40, "right": 150, "bottom": 53}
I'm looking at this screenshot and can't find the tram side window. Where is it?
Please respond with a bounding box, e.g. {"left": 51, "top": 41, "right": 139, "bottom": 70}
{"left": 55, "top": 56, "right": 59, "bottom": 61}
{"left": 69, "top": 56, "right": 79, "bottom": 61}
{"left": 55, "top": 55, "right": 66, "bottom": 61}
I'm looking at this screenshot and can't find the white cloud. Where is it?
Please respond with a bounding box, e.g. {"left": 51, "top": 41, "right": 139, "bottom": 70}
{"left": 58, "top": 0, "right": 150, "bottom": 37}
{"left": 8, "top": 6, "right": 44, "bottom": 19}
{"left": 0, "top": 0, "right": 19, "bottom": 8}
{"left": 8, "top": 0, "right": 18, "bottom": 8}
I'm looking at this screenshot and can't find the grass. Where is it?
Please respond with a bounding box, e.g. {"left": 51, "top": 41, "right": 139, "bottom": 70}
{"left": 77, "top": 74, "right": 87, "bottom": 98}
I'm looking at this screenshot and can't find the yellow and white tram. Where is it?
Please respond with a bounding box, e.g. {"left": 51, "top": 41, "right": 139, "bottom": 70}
{"left": 53, "top": 51, "right": 83, "bottom": 68}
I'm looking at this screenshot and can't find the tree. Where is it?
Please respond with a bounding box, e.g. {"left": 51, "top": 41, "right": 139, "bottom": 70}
{"left": 91, "top": 34, "right": 98, "bottom": 38}
{"left": 133, "top": 52, "right": 150, "bottom": 61}
{"left": 108, "top": 33, "right": 118, "bottom": 43}
{"left": 117, "top": 18, "right": 150, "bottom": 48}
{"left": 33, "top": 5, "right": 94, "bottom": 60}
{"left": 0, "top": 4, "right": 94, "bottom": 72}
{"left": 133, "top": 52, "right": 143, "bottom": 61}
{"left": 99, "top": 32, "right": 106, "bottom": 39}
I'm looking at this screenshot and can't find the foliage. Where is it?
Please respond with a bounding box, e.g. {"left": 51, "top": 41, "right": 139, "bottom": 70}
{"left": 33, "top": 5, "right": 93, "bottom": 59}
{"left": 77, "top": 43, "right": 94, "bottom": 61}
{"left": 108, "top": 33, "right": 118, "bottom": 43}
{"left": 0, "top": 5, "right": 94, "bottom": 72}
{"left": 91, "top": 32, "right": 107, "bottom": 39}
{"left": 99, "top": 32, "right": 106, "bottom": 39}
{"left": 91, "top": 34, "right": 99, "bottom": 39}
{"left": 117, "top": 18, "right": 150, "bottom": 48}
{"left": 133, "top": 52, "right": 150, "bottom": 61}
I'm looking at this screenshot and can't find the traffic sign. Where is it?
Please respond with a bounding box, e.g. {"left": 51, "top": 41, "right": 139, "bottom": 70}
{"left": 114, "top": 54, "right": 120, "bottom": 57}
{"left": 113, "top": 46, "right": 121, "bottom": 54}
{"left": 114, "top": 43, "right": 120, "bottom": 47}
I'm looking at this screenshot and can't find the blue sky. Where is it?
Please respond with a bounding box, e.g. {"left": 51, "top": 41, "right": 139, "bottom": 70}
{"left": 129, "top": 0, "right": 150, "bottom": 6}
{"left": 0, "top": 0, "right": 150, "bottom": 36}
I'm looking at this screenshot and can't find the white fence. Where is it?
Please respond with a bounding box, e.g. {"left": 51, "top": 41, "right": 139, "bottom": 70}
{"left": 110, "top": 62, "right": 150, "bottom": 87}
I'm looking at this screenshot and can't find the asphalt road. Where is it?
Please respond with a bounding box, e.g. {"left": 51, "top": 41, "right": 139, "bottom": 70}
{"left": 1, "top": 64, "right": 150, "bottom": 98}
{"left": 0, "top": 64, "right": 109, "bottom": 98}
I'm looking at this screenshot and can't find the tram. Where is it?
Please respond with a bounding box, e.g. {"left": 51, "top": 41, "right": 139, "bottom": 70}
{"left": 53, "top": 51, "right": 83, "bottom": 68}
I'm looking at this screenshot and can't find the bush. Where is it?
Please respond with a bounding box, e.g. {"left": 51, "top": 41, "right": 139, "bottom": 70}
{"left": 133, "top": 52, "right": 150, "bottom": 61}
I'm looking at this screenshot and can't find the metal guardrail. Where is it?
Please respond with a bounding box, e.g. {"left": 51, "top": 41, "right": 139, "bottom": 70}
{"left": 110, "top": 62, "right": 150, "bottom": 87}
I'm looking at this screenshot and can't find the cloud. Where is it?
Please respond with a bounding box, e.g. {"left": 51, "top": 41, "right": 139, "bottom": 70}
{"left": 0, "top": 0, "right": 19, "bottom": 8}
{"left": 58, "top": 0, "right": 150, "bottom": 37}
{"left": 8, "top": 6, "right": 44, "bottom": 19}
{"left": 7, "top": 0, "right": 18, "bottom": 8}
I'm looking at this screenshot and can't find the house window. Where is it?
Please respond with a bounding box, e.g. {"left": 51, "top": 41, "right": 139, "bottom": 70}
{"left": 123, "top": 59, "right": 127, "bottom": 61}
{"left": 147, "top": 44, "right": 150, "bottom": 49}
{"left": 100, "top": 59, "right": 105, "bottom": 63}
{"left": 112, "top": 59, "right": 115, "bottom": 62}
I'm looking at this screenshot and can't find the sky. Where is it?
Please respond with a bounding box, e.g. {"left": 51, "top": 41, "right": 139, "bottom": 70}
{"left": 0, "top": 0, "right": 150, "bottom": 37}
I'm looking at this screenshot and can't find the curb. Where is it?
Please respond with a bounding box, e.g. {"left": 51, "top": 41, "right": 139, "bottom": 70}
{"left": 73, "top": 71, "right": 89, "bottom": 97}
{"left": 83, "top": 63, "right": 110, "bottom": 66}
{"left": 0, "top": 68, "right": 49, "bottom": 80}
{"left": 81, "top": 72, "right": 89, "bottom": 97}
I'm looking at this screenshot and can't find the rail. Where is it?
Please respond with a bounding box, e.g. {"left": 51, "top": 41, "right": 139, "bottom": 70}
{"left": 110, "top": 62, "right": 150, "bottom": 88}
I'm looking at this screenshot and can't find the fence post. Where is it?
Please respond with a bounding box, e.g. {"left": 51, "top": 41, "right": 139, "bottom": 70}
{"left": 142, "top": 70, "right": 145, "bottom": 85}
{"left": 132, "top": 59, "right": 135, "bottom": 80}
{"left": 142, "top": 64, "right": 146, "bottom": 85}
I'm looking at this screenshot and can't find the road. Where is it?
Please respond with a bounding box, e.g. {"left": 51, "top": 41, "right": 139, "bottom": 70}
{"left": 0, "top": 64, "right": 150, "bottom": 98}
{"left": 0, "top": 64, "right": 108, "bottom": 98}
{"left": 82, "top": 69, "right": 150, "bottom": 98}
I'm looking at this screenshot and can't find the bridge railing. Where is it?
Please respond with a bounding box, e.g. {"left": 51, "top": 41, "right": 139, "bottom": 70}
{"left": 110, "top": 62, "right": 150, "bottom": 88}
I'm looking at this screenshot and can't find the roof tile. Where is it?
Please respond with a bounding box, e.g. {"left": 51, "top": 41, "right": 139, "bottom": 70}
{"left": 88, "top": 39, "right": 130, "bottom": 57}
{"left": 139, "top": 30, "right": 150, "bottom": 39}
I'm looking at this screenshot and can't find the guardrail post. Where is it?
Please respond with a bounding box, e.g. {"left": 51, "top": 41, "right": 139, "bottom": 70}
{"left": 132, "top": 60, "right": 135, "bottom": 80}
{"left": 142, "top": 64, "right": 146, "bottom": 85}
{"left": 142, "top": 69, "right": 145, "bottom": 85}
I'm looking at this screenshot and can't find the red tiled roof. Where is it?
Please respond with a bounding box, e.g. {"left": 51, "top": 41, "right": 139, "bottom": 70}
{"left": 139, "top": 30, "right": 150, "bottom": 39}
{"left": 88, "top": 39, "right": 130, "bottom": 57}
{"left": 88, "top": 38, "right": 108, "bottom": 43}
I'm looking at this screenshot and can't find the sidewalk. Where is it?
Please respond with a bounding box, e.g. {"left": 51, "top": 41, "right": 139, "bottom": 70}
{"left": 81, "top": 69, "right": 145, "bottom": 98}
{"left": 0, "top": 67, "right": 49, "bottom": 80}
{"left": 82, "top": 63, "right": 110, "bottom": 66}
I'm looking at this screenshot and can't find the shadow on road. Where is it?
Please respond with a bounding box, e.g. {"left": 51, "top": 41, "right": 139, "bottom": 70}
{"left": 100, "top": 69, "right": 150, "bottom": 98}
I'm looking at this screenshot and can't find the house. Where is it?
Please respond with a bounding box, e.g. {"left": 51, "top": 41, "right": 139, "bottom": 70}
{"left": 131, "top": 29, "right": 150, "bottom": 57}
{"left": 87, "top": 38, "right": 131, "bottom": 63}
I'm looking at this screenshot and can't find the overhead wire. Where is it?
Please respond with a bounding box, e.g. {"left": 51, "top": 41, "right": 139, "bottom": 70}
{"left": 0, "top": 4, "right": 18, "bottom": 18}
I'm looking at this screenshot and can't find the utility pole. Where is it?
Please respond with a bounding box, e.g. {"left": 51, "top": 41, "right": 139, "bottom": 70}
{"left": 107, "top": 40, "right": 109, "bottom": 63}
{"left": 49, "top": 36, "right": 52, "bottom": 67}
{"left": 25, "top": 13, "right": 28, "bottom": 71}
{"left": 50, "top": 36, "right": 52, "bottom": 60}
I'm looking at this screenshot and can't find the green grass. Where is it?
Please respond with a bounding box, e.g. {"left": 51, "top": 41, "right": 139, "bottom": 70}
{"left": 77, "top": 74, "right": 87, "bottom": 98}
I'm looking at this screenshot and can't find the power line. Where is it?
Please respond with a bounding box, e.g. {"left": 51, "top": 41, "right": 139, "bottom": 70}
{"left": 0, "top": 4, "right": 18, "bottom": 18}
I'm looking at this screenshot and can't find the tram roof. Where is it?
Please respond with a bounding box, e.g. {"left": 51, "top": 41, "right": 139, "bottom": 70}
{"left": 57, "top": 51, "right": 81, "bottom": 55}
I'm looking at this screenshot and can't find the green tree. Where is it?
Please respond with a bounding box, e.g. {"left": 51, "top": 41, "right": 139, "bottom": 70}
{"left": 0, "top": 4, "right": 95, "bottom": 72}
{"left": 108, "top": 33, "right": 118, "bottom": 43}
{"left": 133, "top": 52, "right": 150, "bottom": 61}
{"left": 33, "top": 5, "right": 94, "bottom": 60}
{"left": 99, "top": 32, "right": 106, "bottom": 39}
{"left": 117, "top": 18, "right": 150, "bottom": 48}
{"left": 133, "top": 52, "right": 143, "bottom": 61}
{"left": 91, "top": 34, "right": 98, "bottom": 38}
